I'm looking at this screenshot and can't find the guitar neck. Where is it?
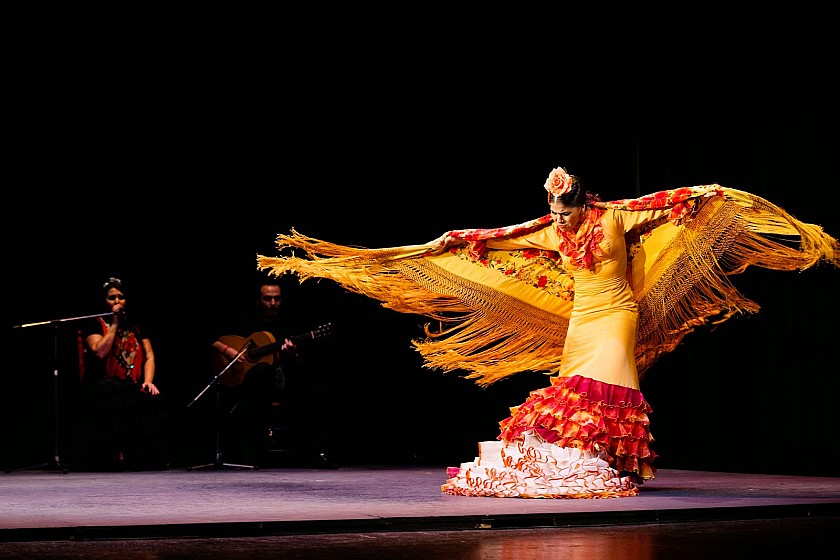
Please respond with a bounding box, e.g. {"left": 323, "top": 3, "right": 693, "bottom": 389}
{"left": 246, "top": 324, "right": 332, "bottom": 361}
{"left": 291, "top": 331, "right": 316, "bottom": 344}
{"left": 246, "top": 340, "right": 283, "bottom": 361}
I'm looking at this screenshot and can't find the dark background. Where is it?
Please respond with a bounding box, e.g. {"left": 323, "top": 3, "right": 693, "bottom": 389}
{"left": 3, "top": 33, "right": 838, "bottom": 475}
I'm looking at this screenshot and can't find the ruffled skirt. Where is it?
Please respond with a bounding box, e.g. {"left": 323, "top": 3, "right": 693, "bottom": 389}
{"left": 442, "top": 375, "right": 655, "bottom": 498}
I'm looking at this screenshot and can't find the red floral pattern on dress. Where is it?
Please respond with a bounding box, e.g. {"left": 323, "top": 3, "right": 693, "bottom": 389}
{"left": 97, "top": 317, "right": 143, "bottom": 383}
{"left": 115, "top": 330, "right": 140, "bottom": 379}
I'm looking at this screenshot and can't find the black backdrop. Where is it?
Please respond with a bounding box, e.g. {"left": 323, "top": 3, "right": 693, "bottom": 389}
{"left": 4, "top": 46, "right": 838, "bottom": 475}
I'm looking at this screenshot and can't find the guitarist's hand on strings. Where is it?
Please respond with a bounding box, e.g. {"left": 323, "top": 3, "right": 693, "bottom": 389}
{"left": 217, "top": 338, "right": 296, "bottom": 362}
{"left": 280, "top": 338, "right": 297, "bottom": 355}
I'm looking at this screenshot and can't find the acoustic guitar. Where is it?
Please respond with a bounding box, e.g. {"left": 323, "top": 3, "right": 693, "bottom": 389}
{"left": 211, "top": 323, "right": 333, "bottom": 387}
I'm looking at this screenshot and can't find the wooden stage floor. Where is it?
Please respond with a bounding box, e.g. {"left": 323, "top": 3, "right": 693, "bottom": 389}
{"left": 1, "top": 466, "right": 838, "bottom": 558}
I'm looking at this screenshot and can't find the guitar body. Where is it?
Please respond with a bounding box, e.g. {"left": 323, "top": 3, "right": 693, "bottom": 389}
{"left": 210, "top": 324, "right": 333, "bottom": 387}
{"left": 212, "top": 331, "right": 278, "bottom": 387}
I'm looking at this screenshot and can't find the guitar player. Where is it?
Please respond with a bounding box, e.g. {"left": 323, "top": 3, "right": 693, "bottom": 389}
{"left": 210, "top": 277, "right": 337, "bottom": 469}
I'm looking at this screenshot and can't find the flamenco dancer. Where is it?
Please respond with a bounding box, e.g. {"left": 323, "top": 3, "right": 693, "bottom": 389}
{"left": 258, "top": 166, "right": 839, "bottom": 498}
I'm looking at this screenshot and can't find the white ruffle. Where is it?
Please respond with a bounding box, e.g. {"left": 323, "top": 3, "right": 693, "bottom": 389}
{"left": 442, "top": 431, "right": 638, "bottom": 499}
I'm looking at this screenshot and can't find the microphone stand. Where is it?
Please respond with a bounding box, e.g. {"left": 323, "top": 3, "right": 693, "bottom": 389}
{"left": 8, "top": 311, "right": 115, "bottom": 474}
{"left": 187, "top": 341, "right": 256, "bottom": 470}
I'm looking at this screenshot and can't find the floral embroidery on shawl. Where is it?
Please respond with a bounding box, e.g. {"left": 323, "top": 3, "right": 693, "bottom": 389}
{"left": 451, "top": 245, "right": 576, "bottom": 302}
{"left": 599, "top": 186, "right": 723, "bottom": 224}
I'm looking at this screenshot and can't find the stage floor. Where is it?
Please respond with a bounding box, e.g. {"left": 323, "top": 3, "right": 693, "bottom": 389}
{"left": 2, "top": 466, "right": 839, "bottom": 558}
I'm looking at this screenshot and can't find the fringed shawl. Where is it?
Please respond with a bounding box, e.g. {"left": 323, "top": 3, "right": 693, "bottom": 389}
{"left": 257, "top": 185, "right": 839, "bottom": 387}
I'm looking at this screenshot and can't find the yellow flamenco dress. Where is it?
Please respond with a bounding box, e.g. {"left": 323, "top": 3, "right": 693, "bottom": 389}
{"left": 257, "top": 184, "right": 839, "bottom": 499}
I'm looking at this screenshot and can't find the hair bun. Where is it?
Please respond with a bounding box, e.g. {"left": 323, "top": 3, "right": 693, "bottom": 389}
{"left": 103, "top": 277, "right": 124, "bottom": 290}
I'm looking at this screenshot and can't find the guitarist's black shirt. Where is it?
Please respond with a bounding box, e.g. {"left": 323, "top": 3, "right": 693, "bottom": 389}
{"left": 207, "top": 296, "right": 333, "bottom": 466}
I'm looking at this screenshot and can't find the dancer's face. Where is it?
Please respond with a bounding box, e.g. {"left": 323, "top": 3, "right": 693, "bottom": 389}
{"left": 549, "top": 202, "right": 586, "bottom": 232}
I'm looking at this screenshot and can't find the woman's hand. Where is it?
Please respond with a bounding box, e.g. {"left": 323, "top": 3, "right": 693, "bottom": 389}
{"left": 141, "top": 382, "right": 160, "bottom": 396}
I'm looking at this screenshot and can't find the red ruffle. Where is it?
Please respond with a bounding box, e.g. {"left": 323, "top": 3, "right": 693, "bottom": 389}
{"left": 498, "top": 375, "right": 657, "bottom": 478}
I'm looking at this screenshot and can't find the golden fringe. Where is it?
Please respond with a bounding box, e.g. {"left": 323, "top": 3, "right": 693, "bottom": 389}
{"left": 257, "top": 188, "right": 839, "bottom": 386}
{"left": 257, "top": 234, "right": 567, "bottom": 387}
{"left": 257, "top": 231, "right": 470, "bottom": 318}
{"left": 396, "top": 260, "right": 568, "bottom": 385}
{"left": 634, "top": 190, "right": 839, "bottom": 377}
